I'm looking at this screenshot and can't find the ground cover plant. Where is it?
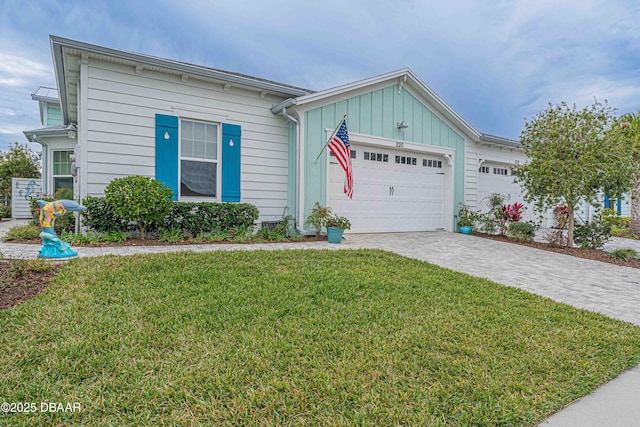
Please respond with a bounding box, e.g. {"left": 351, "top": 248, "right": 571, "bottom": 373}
{"left": 1, "top": 250, "right": 639, "bottom": 426}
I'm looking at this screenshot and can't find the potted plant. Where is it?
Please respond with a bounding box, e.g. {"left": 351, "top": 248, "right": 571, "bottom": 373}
{"left": 456, "top": 204, "right": 477, "bottom": 234}
{"left": 323, "top": 213, "right": 351, "bottom": 244}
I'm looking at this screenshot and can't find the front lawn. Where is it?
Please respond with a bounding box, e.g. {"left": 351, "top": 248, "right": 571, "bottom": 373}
{"left": 1, "top": 250, "right": 639, "bottom": 425}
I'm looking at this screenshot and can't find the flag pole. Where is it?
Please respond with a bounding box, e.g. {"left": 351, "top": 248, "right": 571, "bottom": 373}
{"left": 314, "top": 114, "right": 347, "bottom": 164}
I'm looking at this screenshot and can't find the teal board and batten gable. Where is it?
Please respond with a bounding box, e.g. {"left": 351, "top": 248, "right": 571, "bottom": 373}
{"left": 46, "top": 105, "right": 63, "bottom": 127}
{"left": 301, "top": 83, "right": 465, "bottom": 220}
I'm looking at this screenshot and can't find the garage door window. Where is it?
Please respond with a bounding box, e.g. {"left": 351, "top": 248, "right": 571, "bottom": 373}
{"left": 364, "top": 152, "right": 388, "bottom": 162}
{"left": 493, "top": 168, "right": 508, "bottom": 175}
{"left": 423, "top": 159, "right": 442, "bottom": 168}
{"left": 479, "top": 166, "right": 490, "bottom": 173}
{"left": 396, "top": 156, "right": 417, "bottom": 165}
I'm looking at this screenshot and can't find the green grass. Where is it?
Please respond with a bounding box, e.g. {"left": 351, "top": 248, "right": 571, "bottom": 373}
{"left": 1, "top": 249, "right": 639, "bottom": 426}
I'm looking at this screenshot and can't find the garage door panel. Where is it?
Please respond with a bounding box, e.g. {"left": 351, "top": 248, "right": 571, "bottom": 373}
{"left": 329, "top": 144, "right": 445, "bottom": 233}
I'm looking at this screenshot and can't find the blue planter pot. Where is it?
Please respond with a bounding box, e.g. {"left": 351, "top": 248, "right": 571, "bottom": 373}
{"left": 459, "top": 225, "right": 473, "bottom": 234}
{"left": 326, "top": 227, "right": 344, "bottom": 244}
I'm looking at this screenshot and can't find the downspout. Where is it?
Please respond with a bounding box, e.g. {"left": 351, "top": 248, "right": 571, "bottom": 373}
{"left": 281, "top": 107, "right": 303, "bottom": 234}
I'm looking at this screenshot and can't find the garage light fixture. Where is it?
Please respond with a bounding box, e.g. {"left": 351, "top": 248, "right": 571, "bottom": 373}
{"left": 397, "top": 121, "right": 408, "bottom": 129}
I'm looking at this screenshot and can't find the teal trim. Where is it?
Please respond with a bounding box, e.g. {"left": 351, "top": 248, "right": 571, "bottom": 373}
{"left": 155, "top": 114, "right": 179, "bottom": 200}
{"left": 221, "top": 123, "right": 241, "bottom": 202}
{"left": 302, "top": 83, "right": 466, "bottom": 227}
{"left": 46, "top": 105, "right": 63, "bottom": 127}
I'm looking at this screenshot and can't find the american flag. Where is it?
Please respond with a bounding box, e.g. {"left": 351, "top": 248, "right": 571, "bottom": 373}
{"left": 328, "top": 119, "right": 353, "bottom": 198}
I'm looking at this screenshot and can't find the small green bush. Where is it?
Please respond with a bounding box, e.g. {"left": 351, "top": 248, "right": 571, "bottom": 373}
{"left": 0, "top": 205, "right": 11, "bottom": 218}
{"left": 508, "top": 221, "right": 536, "bottom": 242}
{"left": 2, "top": 224, "right": 41, "bottom": 241}
{"left": 104, "top": 176, "right": 173, "bottom": 239}
{"left": 8, "top": 259, "right": 55, "bottom": 279}
{"left": 574, "top": 221, "right": 611, "bottom": 249}
{"left": 158, "top": 228, "right": 185, "bottom": 243}
{"left": 601, "top": 208, "right": 630, "bottom": 229}
{"left": 609, "top": 249, "right": 638, "bottom": 261}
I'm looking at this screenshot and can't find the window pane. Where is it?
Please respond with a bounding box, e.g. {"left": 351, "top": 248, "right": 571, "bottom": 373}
{"left": 54, "top": 177, "right": 73, "bottom": 195}
{"left": 182, "top": 120, "right": 193, "bottom": 140}
{"left": 194, "top": 122, "right": 206, "bottom": 141}
{"left": 205, "top": 142, "right": 217, "bottom": 160}
{"left": 53, "top": 151, "right": 72, "bottom": 175}
{"left": 194, "top": 140, "right": 206, "bottom": 158}
{"left": 181, "top": 139, "right": 193, "bottom": 157}
{"left": 181, "top": 160, "right": 216, "bottom": 197}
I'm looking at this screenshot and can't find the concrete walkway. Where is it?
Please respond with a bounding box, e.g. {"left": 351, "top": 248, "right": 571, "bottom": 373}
{"left": 2, "top": 220, "right": 639, "bottom": 426}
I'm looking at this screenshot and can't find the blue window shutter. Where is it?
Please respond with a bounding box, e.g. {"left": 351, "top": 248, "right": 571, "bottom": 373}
{"left": 155, "top": 114, "right": 179, "bottom": 200}
{"left": 221, "top": 123, "right": 241, "bottom": 202}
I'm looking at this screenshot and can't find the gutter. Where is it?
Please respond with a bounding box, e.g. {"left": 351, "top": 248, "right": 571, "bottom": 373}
{"left": 277, "top": 106, "right": 303, "bottom": 234}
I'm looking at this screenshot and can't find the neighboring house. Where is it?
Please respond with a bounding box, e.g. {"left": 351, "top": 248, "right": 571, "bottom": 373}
{"left": 23, "top": 86, "right": 77, "bottom": 197}
{"left": 25, "top": 35, "right": 538, "bottom": 233}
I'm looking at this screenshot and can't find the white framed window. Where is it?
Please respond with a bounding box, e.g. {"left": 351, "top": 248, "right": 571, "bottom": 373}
{"left": 493, "top": 168, "right": 508, "bottom": 176}
{"left": 179, "top": 119, "right": 219, "bottom": 198}
{"left": 479, "top": 166, "right": 490, "bottom": 174}
{"left": 52, "top": 150, "right": 74, "bottom": 195}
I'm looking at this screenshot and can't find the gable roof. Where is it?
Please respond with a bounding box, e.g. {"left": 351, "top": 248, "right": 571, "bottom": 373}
{"left": 271, "top": 68, "right": 519, "bottom": 147}
{"left": 50, "top": 35, "right": 312, "bottom": 124}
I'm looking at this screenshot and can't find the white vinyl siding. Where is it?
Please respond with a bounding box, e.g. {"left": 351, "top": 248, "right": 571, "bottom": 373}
{"left": 81, "top": 58, "right": 292, "bottom": 221}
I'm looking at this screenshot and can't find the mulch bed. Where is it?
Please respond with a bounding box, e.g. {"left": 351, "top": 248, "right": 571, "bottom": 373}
{"left": 7, "top": 235, "right": 327, "bottom": 247}
{"left": 473, "top": 233, "right": 640, "bottom": 270}
{"left": 0, "top": 260, "right": 62, "bottom": 310}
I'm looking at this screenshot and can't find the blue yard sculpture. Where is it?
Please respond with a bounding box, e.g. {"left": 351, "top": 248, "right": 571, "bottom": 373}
{"left": 37, "top": 199, "right": 86, "bottom": 259}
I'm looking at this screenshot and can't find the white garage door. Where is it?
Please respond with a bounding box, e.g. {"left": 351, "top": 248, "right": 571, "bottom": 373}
{"left": 477, "top": 163, "right": 535, "bottom": 222}
{"left": 328, "top": 145, "right": 445, "bottom": 233}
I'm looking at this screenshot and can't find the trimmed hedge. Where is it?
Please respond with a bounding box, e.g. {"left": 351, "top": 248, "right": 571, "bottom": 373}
{"left": 81, "top": 198, "right": 259, "bottom": 236}
{"left": 163, "top": 202, "right": 259, "bottom": 236}
{"left": 81, "top": 196, "right": 137, "bottom": 233}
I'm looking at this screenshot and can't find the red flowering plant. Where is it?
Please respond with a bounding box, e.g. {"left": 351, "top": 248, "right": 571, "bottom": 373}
{"left": 496, "top": 202, "right": 525, "bottom": 235}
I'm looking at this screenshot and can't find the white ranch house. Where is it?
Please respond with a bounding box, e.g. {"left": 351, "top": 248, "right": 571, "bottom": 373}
{"left": 23, "top": 36, "right": 626, "bottom": 233}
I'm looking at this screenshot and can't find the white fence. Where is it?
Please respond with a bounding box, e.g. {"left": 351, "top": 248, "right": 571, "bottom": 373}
{"left": 11, "top": 178, "right": 43, "bottom": 219}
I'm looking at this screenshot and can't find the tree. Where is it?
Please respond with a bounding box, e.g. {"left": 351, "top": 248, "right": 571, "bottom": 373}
{"left": 0, "top": 142, "right": 41, "bottom": 197}
{"left": 604, "top": 112, "right": 640, "bottom": 235}
{"left": 512, "top": 100, "right": 634, "bottom": 247}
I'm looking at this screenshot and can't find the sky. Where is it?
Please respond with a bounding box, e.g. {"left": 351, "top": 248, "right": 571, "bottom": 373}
{"left": 1, "top": 0, "right": 639, "bottom": 153}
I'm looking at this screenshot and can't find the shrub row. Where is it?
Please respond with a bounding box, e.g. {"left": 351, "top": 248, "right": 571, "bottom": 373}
{"left": 163, "top": 202, "right": 259, "bottom": 235}
{"left": 81, "top": 197, "right": 258, "bottom": 236}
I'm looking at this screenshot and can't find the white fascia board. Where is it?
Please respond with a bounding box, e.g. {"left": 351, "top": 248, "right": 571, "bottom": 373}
{"left": 50, "top": 35, "right": 310, "bottom": 125}
{"left": 293, "top": 68, "right": 411, "bottom": 106}
{"left": 292, "top": 68, "right": 485, "bottom": 142}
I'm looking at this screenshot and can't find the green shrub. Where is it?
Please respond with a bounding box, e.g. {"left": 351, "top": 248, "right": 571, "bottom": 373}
{"left": 256, "top": 225, "right": 287, "bottom": 242}
{"left": 81, "top": 196, "right": 136, "bottom": 233}
{"left": 609, "top": 248, "right": 638, "bottom": 261}
{"left": 162, "top": 202, "right": 258, "bottom": 236}
{"left": 508, "top": 221, "right": 536, "bottom": 242}
{"left": 158, "top": 228, "right": 185, "bottom": 243}
{"left": 601, "top": 208, "right": 631, "bottom": 229}
{"left": 574, "top": 221, "right": 611, "bottom": 249}
{"left": 2, "top": 224, "right": 41, "bottom": 241}
{"left": 0, "top": 205, "right": 11, "bottom": 218}
{"left": 104, "top": 176, "right": 173, "bottom": 239}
